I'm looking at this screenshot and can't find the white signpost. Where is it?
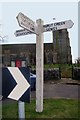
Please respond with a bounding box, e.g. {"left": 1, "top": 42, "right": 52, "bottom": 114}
{"left": 15, "top": 12, "right": 74, "bottom": 115}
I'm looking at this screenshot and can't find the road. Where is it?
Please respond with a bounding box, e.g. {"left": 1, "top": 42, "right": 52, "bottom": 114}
{"left": 3, "top": 79, "right": 80, "bottom": 103}
{"left": 31, "top": 83, "right": 79, "bottom": 99}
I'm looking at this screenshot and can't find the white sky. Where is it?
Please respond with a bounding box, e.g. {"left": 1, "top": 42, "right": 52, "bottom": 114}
{"left": 0, "top": 1, "right": 79, "bottom": 62}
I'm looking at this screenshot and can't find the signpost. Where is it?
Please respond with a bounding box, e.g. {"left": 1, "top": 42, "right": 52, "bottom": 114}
{"left": 15, "top": 12, "right": 74, "bottom": 113}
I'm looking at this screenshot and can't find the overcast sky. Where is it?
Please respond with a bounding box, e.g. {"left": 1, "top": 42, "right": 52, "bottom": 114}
{"left": 0, "top": 1, "right": 79, "bottom": 62}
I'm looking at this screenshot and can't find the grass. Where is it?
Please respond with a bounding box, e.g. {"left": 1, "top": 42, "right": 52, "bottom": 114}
{"left": 2, "top": 98, "right": 79, "bottom": 119}
{"left": 2, "top": 101, "right": 18, "bottom": 118}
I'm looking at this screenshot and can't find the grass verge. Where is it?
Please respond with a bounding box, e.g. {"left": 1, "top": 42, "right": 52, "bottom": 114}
{"left": 2, "top": 98, "right": 80, "bottom": 119}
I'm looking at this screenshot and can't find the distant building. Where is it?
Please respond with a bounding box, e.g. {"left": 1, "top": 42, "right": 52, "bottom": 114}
{"left": 2, "top": 29, "right": 72, "bottom": 66}
{"left": 52, "top": 29, "right": 72, "bottom": 64}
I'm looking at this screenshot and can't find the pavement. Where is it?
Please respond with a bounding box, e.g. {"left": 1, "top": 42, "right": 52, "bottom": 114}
{"left": 31, "top": 78, "right": 80, "bottom": 99}
{"left": 45, "top": 78, "right": 80, "bottom": 85}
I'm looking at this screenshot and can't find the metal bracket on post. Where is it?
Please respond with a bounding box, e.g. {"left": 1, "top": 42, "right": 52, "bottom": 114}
{"left": 36, "top": 19, "right": 44, "bottom": 112}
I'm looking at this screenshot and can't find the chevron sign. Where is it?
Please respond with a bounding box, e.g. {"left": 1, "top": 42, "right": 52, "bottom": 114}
{"left": 2, "top": 67, "right": 30, "bottom": 102}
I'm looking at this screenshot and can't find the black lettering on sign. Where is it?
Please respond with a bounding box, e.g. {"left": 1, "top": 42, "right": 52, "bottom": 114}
{"left": 54, "top": 22, "right": 65, "bottom": 26}
{"left": 52, "top": 27, "right": 57, "bottom": 31}
{"left": 43, "top": 23, "right": 53, "bottom": 28}
{"left": 46, "top": 27, "right": 53, "bottom": 31}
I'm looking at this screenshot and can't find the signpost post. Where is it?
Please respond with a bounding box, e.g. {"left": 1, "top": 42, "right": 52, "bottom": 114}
{"left": 36, "top": 19, "right": 44, "bottom": 112}
{"left": 15, "top": 12, "right": 74, "bottom": 113}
